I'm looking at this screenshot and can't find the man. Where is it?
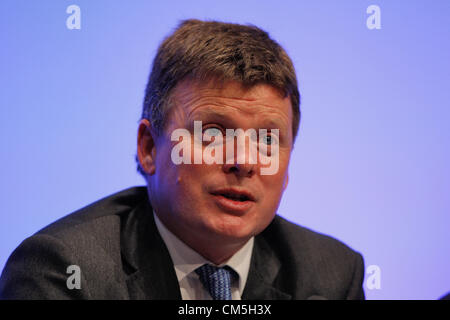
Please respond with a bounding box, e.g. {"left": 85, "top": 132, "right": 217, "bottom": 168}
{"left": 0, "top": 19, "right": 365, "bottom": 300}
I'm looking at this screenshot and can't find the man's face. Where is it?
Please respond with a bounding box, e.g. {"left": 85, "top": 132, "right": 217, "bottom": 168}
{"left": 143, "top": 79, "right": 293, "bottom": 249}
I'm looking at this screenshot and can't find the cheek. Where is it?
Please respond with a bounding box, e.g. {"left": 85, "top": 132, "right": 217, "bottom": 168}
{"left": 259, "top": 161, "right": 290, "bottom": 206}
{"left": 166, "top": 163, "right": 210, "bottom": 200}
{"left": 153, "top": 145, "right": 187, "bottom": 198}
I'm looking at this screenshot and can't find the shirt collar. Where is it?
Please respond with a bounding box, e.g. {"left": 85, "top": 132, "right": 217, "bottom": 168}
{"left": 153, "top": 211, "right": 254, "bottom": 295}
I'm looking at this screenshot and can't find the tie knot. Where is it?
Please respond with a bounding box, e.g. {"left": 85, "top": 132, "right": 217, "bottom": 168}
{"left": 195, "top": 264, "right": 236, "bottom": 300}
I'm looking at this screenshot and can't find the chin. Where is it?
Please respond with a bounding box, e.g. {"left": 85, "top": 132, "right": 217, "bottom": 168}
{"left": 206, "top": 213, "right": 266, "bottom": 241}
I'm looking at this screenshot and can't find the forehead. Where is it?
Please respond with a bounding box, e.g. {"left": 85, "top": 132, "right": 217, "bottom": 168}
{"left": 169, "top": 79, "right": 293, "bottom": 124}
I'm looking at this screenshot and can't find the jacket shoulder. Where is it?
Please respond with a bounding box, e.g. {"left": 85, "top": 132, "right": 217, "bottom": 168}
{"left": 0, "top": 186, "right": 148, "bottom": 299}
{"left": 263, "top": 215, "right": 365, "bottom": 299}
{"left": 33, "top": 186, "right": 149, "bottom": 262}
{"left": 37, "top": 186, "right": 148, "bottom": 238}
{"left": 269, "top": 215, "right": 361, "bottom": 259}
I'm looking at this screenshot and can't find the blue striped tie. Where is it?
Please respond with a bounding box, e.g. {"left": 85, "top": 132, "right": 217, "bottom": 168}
{"left": 195, "top": 264, "right": 235, "bottom": 300}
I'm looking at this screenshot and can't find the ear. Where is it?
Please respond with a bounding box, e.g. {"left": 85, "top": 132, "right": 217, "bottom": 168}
{"left": 137, "top": 119, "right": 157, "bottom": 175}
{"left": 283, "top": 173, "right": 289, "bottom": 191}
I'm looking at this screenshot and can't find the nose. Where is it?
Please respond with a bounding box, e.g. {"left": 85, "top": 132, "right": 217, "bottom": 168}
{"left": 222, "top": 135, "right": 257, "bottom": 177}
{"left": 222, "top": 162, "right": 255, "bottom": 177}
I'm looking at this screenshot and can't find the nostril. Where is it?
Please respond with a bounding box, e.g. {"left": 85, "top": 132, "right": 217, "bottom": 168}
{"left": 223, "top": 164, "right": 239, "bottom": 173}
{"left": 222, "top": 163, "right": 255, "bottom": 178}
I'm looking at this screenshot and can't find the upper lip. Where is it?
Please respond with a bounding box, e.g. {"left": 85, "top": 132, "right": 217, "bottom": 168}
{"left": 210, "top": 188, "right": 256, "bottom": 202}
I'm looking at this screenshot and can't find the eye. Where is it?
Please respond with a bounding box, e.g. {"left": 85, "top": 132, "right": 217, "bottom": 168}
{"left": 260, "top": 131, "right": 279, "bottom": 145}
{"left": 202, "top": 125, "right": 224, "bottom": 140}
{"left": 204, "top": 127, "right": 221, "bottom": 136}
{"left": 263, "top": 135, "right": 272, "bottom": 145}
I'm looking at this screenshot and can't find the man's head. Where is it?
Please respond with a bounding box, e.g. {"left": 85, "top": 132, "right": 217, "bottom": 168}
{"left": 137, "top": 19, "right": 300, "bottom": 262}
{"left": 141, "top": 19, "right": 300, "bottom": 144}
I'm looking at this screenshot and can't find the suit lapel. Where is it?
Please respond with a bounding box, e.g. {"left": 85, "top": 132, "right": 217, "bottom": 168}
{"left": 242, "top": 232, "right": 292, "bottom": 300}
{"left": 120, "top": 198, "right": 181, "bottom": 300}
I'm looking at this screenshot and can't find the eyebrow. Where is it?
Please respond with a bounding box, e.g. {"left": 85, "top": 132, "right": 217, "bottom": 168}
{"left": 189, "top": 107, "right": 288, "bottom": 131}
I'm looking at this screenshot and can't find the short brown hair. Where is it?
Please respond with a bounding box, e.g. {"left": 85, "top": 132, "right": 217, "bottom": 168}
{"left": 138, "top": 19, "right": 301, "bottom": 173}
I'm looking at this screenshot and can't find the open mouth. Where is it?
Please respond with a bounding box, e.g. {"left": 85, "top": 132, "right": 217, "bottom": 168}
{"left": 210, "top": 188, "right": 255, "bottom": 202}
{"left": 216, "top": 192, "right": 251, "bottom": 202}
{"left": 209, "top": 188, "right": 256, "bottom": 214}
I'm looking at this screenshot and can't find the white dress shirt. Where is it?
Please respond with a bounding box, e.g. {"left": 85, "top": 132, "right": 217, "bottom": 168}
{"left": 153, "top": 212, "right": 254, "bottom": 300}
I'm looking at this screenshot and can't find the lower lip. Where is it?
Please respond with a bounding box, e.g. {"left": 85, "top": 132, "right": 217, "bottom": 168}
{"left": 211, "top": 194, "right": 254, "bottom": 215}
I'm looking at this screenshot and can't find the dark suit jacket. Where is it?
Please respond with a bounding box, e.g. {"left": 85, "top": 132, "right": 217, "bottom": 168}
{"left": 0, "top": 187, "right": 365, "bottom": 300}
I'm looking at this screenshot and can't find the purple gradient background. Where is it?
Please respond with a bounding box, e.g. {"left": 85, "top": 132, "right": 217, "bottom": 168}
{"left": 1, "top": 0, "right": 449, "bottom": 299}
